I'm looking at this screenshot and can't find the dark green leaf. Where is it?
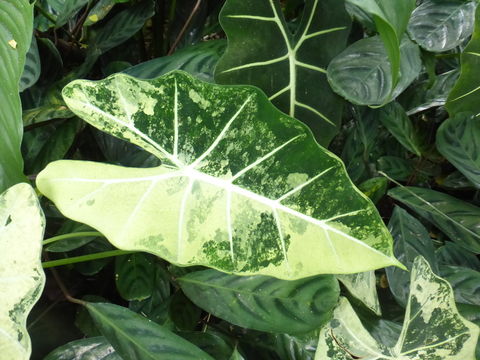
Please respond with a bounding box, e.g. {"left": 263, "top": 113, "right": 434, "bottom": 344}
{"left": 20, "top": 36, "right": 40, "bottom": 92}
{"left": 115, "top": 253, "right": 156, "bottom": 301}
{"left": 179, "top": 269, "right": 339, "bottom": 334}
{"left": 327, "top": 36, "right": 421, "bottom": 106}
{"left": 389, "top": 186, "right": 480, "bottom": 253}
{"left": 124, "top": 40, "right": 226, "bottom": 82}
{"left": 437, "top": 113, "right": 480, "bottom": 188}
{"left": 46, "top": 221, "right": 98, "bottom": 252}
{"left": 378, "top": 156, "right": 414, "bottom": 181}
{"left": 84, "top": 0, "right": 116, "bottom": 27}
{"left": 216, "top": 0, "right": 352, "bottom": 146}
{"left": 440, "top": 265, "right": 480, "bottom": 306}
{"left": 447, "top": 6, "right": 480, "bottom": 117}
{"left": 436, "top": 242, "right": 480, "bottom": 271}
{"left": 408, "top": 0, "right": 476, "bottom": 52}
{"left": 179, "top": 331, "right": 233, "bottom": 360}
{"left": 169, "top": 292, "right": 202, "bottom": 331}
{"left": 386, "top": 206, "right": 438, "bottom": 307}
{"left": 358, "top": 177, "right": 388, "bottom": 204}
{"left": 86, "top": 302, "right": 214, "bottom": 360}
{"left": 0, "top": 0, "right": 32, "bottom": 191}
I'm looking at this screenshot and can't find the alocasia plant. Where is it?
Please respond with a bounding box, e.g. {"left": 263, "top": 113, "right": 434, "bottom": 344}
{"left": 215, "top": 0, "right": 351, "bottom": 146}
{"left": 0, "top": 183, "right": 45, "bottom": 359}
{"left": 316, "top": 256, "right": 479, "bottom": 359}
{"left": 37, "top": 71, "right": 402, "bottom": 279}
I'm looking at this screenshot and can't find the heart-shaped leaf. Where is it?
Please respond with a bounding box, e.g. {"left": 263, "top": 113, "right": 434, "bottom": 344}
{"left": 0, "top": 183, "right": 45, "bottom": 359}
{"left": 179, "top": 270, "right": 339, "bottom": 334}
{"left": 215, "top": 0, "right": 351, "bottom": 146}
{"left": 447, "top": 6, "right": 480, "bottom": 117}
{"left": 37, "top": 71, "right": 402, "bottom": 279}
{"left": 0, "top": 0, "right": 32, "bottom": 191}
{"left": 315, "top": 257, "right": 480, "bottom": 359}
{"left": 408, "top": 0, "right": 476, "bottom": 52}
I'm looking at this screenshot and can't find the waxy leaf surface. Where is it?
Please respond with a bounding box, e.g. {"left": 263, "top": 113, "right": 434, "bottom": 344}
{"left": 315, "top": 257, "right": 479, "bottom": 360}
{"left": 37, "top": 71, "right": 401, "bottom": 279}
{"left": 179, "top": 270, "right": 339, "bottom": 334}
{"left": 215, "top": 0, "right": 351, "bottom": 146}
{"left": 0, "top": 0, "right": 32, "bottom": 191}
{"left": 447, "top": 6, "right": 480, "bottom": 117}
{"left": 0, "top": 184, "right": 45, "bottom": 359}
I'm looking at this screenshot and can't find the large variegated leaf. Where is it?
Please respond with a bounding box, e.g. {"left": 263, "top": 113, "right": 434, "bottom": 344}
{"left": 447, "top": 6, "right": 480, "bottom": 117}
{"left": 37, "top": 71, "right": 402, "bottom": 279}
{"left": 0, "top": 0, "right": 32, "bottom": 192}
{"left": 0, "top": 183, "right": 46, "bottom": 359}
{"left": 215, "top": 0, "right": 351, "bottom": 146}
{"left": 315, "top": 257, "right": 479, "bottom": 360}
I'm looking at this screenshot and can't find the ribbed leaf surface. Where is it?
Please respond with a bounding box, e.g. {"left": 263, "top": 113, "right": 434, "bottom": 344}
{"left": 44, "top": 336, "right": 121, "bottom": 360}
{"left": 215, "top": 0, "right": 351, "bottom": 146}
{"left": 179, "top": 270, "right": 339, "bottom": 333}
{"left": 37, "top": 71, "right": 402, "bottom": 279}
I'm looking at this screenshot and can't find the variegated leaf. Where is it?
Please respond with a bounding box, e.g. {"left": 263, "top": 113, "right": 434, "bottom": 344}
{"left": 37, "top": 71, "right": 402, "bottom": 279}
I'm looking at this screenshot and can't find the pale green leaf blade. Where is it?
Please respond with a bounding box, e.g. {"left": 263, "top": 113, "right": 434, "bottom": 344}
{"left": 447, "top": 6, "right": 480, "bottom": 117}
{"left": 408, "top": 0, "right": 476, "bottom": 52}
{"left": 336, "top": 271, "right": 381, "bottom": 315}
{"left": 0, "top": 0, "right": 33, "bottom": 191}
{"left": 327, "top": 36, "right": 421, "bottom": 106}
{"left": 316, "top": 257, "right": 480, "bottom": 359}
{"left": 86, "top": 302, "right": 214, "bottom": 360}
{"left": 179, "top": 270, "right": 339, "bottom": 334}
{"left": 44, "top": 336, "right": 121, "bottom": 360}
{"left": 388, "top": 186, "right": 480, "bottom": 253}
{"left": 215, "top": 0, "right": 351, "bottom": 146}
{"left": 0, "top": 183, "right": 46, "bottom": 360}
{"left": 37, "top": 71, "right": 402, "bottom": 279}
{"left": 436, "top": 113, "right": 480, "bottom": 188}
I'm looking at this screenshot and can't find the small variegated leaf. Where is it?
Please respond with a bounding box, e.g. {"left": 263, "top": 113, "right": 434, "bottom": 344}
{"left": 37, "top": 71, "right": 402, "bottom": 279}
{"left": 315, "top": 257, "right": 479, "bottom": 360}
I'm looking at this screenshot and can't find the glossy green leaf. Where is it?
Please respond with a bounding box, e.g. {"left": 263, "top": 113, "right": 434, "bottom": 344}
{"left": 386, "top": 206, "right": 438, "bottom": 307}
{"left": 215, "top": 0, "right": 351, "bottom": 145}
{"left": 44, "top": 336, "right": 121, "bottom": 360}
{"left": 316, "top": 257, "right": 480, "bottom": 360}
{"left": 86, "top": 302, "right": 214, "bottom": 360}
{"left": 336, "top": 271, "right": 381, "bottom": 315}
{"left": 358, "top": 177, "right": 388, "bottom": 205}
{"left": 440, "top": 265, "right": 480, "bottom": 306}
{"left": 52, "top": 0, "right": 88, "bottom": 28}
{"left": 437, "top": 113, "right": 480, "bottom": 188}
{"left": 378, "top": 156, "right": 414, "bottom": 181}
{"left": 124, "top": 40, "right": 226, "bottom": 82}
{"left": 37, "top": 71, "right": 402, "bottom": 279}
{"left": 437, "top": 242, "right": 480, "bottom": 271}
{"left": 169, "top": 292, "right": 202, "bottom": 331}
{"left": 115, "top": 253, "right": 155, "bottom": 301}
{"left": 180, "top": 331, "right": 234, "bottom": 360}
{"left": 84, "top": 0, "right": 116, "bottom": 27}
{"left": 377, "top": 102, "right": 422, "bottom": 156}
{"left": 0, "top": 183, "right": 45, "bottom": 360}
{"left": 408, "top": 0, "right": 476, "bottom": 52}
{"left": 389, "top": 186, "right": 480, "bottom": 253}
{"left": 230, "top": 348, "right": 245, "bottom": 360}
{"left": 327, "top": 36, "right": 422, "bottom": 106}
{"left": 179, "top": 269, "right": 339, "bottom": 334}
{"left": 19, "top": 35, "right": 40, "bottom": 92}
{"left": 346, "top": 0, "right": 415, "bottom": 86}
{"left": 0, "top": 0, "right": 32, "bottom": 191}
{"left": 447, "top": 6, "right": 480, "bottom": 117}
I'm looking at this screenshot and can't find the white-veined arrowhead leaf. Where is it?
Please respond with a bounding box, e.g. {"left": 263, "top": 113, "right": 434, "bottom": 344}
{"left": 315, "top": 257, "right": 479, "bottom": 360}
{"left": 37, "top": 71, "right": 402, "bottom": 279}
{"left": 0, "top": 183, "right": 46, "bottom": 359}
{"left": 215, "top": 0, "right": 351, "bottom": 146}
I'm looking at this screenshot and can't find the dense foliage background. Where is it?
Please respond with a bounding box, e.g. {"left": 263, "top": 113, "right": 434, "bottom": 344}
{"left": 0, "top": 0, "right": 479, "bottom": 359}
